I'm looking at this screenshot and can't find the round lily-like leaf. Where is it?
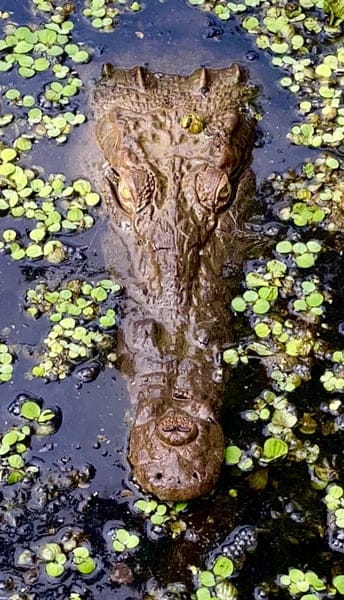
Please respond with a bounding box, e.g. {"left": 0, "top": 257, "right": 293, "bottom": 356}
{"left": 76, "top": 556, "right": 96, "bottom": 574}
{"left": 200, "top": 571, "right": 215, "bottom": 587}
{"left": 45, "top": 562, "right": 64, "bottom": 578}
{"left": 212, "top": 556, "right": 234, "bottom": 578}
{"left": 20, "top": 401, "right": 41, "bottom": 420}
{"left": 225, "top": 445, "right": 242, "bottom": 465}
{"left": 263, "top": 438, "right": 288, "bottom": 461}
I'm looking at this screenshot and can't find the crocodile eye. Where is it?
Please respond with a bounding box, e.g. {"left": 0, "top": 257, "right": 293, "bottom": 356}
{"left": 215, "top": 174, "right": 231, "bottom": 209}
{"left": 196, "top": 167, "right": 231, "bottom": 211}
{"left": 217, "top": 181, "right": 231, "bottom": 199}
{"left": 118, "top": 180, "right": 132, "bottom": 200}
{"left": 114, "top": 169, "right": 155, "bottom": 215}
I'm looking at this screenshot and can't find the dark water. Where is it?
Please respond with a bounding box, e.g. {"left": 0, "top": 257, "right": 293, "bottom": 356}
{"left": 0, "top": 1, "right": 342, "bottom": 599}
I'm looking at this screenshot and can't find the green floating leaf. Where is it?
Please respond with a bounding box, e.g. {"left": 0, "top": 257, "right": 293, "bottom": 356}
{"left": 253, "top": 299, "right": 270, "bottom": 314}
{"left": 8, "top": 453, "right": 25, "bottom": 469}
{"left": 126, "top": 534, "right": 139, "bottom": 549}
{"left": 2, "top": 431, "right": 19, "bottom": 446}
{"left": 333, "top": 575, "right": 344, "bottom": 595}
{"left": 151, "top": 513, "right": 165, "bottom": 525}
{"left": 135, "top": 499, "right": 157, "bottom": 513}
{"left": 254, "top": 322, "right": 270, "bottom": 338}
{"left": 306, "top": 292, "right": 323, "bottom": 307}
{"left": 1, "top": 148, "right": 17, "bottom": 162}
{"left": 116, "top": 528, "right": 130, "bottom": 544}
{"left": 112, "top": 540, "right": 124, "bottom": 552}
{"left": 231, "top": 296, "right": 246, "bottom": 312}
{"left": 38, "top": 409, "right": 55, "bottom": 423}
{"left": 263, "top": 438, "right": 288, "bottom": 461}
{"left": 200, "top": 570, "right": 215, "bottom": 587}
{"left": 72, "top": 50, "right": 89, "bottom": 63}
{"left": 276, "top": 240, "right": 293, "bottom": 254}
{"left": 225, "top": 445, "right": 242, "bottom": 465}
{"left": 34, "top": 57, "right": 50, "bottom": 71}
{"left": 196, "top": 589, "right": 211, "bottom": 600}
{"left": 20, "top": 401, "right": 41, "bottom": 420}
{"left": 7, "top": 470, "right": 25, "bottom": 484}
{"left": 295, "top": 253, "right": 315, "bottom": 269}
{"left": 26, "top": 244, "right": 43, "bottom": 259}
{"left": 76, "top": 556, "right": 96, "bottom": 574}
{"left": 328, "top": 485, "right": 343, "bottom": 499}
{"left": 212, "top": 555, "right": 234, "bottom": 578}
{"left": 5, "top": 88, "right": 21, "bottom": 100}
{"left": 73, "top": 547, "right": 89, "bottom": 560}
{"left": 18, "top": 67, "right": 36, "bottom": 78}
{"left": 46, "top": 562, "right": 64, "bottom": 578}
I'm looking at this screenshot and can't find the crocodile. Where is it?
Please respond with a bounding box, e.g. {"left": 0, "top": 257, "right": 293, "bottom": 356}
{"left": 92, "top": 64, "right": 256, "bottom": 501}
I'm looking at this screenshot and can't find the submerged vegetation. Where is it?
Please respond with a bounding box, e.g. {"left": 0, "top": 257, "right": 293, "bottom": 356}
{"left": 0, "top": 0, "right": 343, "bottom": 598}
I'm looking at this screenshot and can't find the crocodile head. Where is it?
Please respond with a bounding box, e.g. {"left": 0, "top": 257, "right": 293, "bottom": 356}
{"left": 93, "top": 65, "right": 256, "bottom": 500}
{"left": 93, "top": 65, "right": 255, "bottom": 306}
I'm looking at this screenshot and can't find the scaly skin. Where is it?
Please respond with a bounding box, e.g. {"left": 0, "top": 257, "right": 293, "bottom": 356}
{"left": 92, "top": 65, "right": 256, "bottom": 500}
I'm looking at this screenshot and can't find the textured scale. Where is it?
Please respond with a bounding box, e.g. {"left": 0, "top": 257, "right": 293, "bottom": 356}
{"left": 92, "top": 65, "right": 256, "bottom": 501}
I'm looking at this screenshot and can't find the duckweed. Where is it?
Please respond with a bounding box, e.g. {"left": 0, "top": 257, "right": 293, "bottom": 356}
{"left": 0, "top": 165, "right": 100, "bottom": 263}
{"left": 134, "top": 498, "right": 188, "bottom": 535}
{"left": 257, "top": 567, "right": 344, "bottom": 599}
{"left": 181, "top": 113, "right": 204, "bottom": 134}
{"left": 0, "top": 425, "right": 34, "bottom": 484}
{"left": 43, "top": 75, "right": 82, "bottom": 106}
{"left": 272, "top": 155, "right": 343, "bottom": 233}
{"left": 228, "top": 375, "right": 342, "bottom": 474}
{"left": 188, "top": 2, "right": 343, "bottom": 152}
{"left": 42, "top": 543, "right": 67, "bottom": 577}
{"left": 262, "top": 437, "right": 288, "bottom": 462}
{"left": 279, "top": 569, "right": 326, "bottom": 596}
{"left": 224, "top": 445, "right": 242, "bottom": 465}
{"left": 191, "top": 552, "right": 237, "bottom": 600}
{"left": 112, "top": 528, "right": 140, "bottom": 552}
{"left": 25, "top": 278, "right": 120, "bottom": 379}
{"left": 0, "top": 19, "right": 90, "bottom": 80}
{"left": 333, "top": 575, "right": 344, "bottom": 594}
{"left": 72, "top": 546, "right": 97, "bottom": 575}
{"left": 0, "top": 398, "right": 57, "bottom": 484}
{"left": 0, "top": 341, "right": 14, "bottom": 382}
{"left": 20, "top": 538, "right": 97, "bottom": 579}
{"left": 20, "top": 399, "right": 55, "bottom": 423}
{"left": 83, "top": 0, "right": 142, "bottom": 32}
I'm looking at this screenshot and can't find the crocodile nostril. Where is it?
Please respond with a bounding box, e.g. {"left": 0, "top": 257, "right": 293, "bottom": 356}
{"left": 156, "top": 472, "right": 163, "bottom": 480}
{"left": 192, "top": 472, "right": 199, "bottom": 480}
{"left": 173, "top": 391, "right": 188, "bottom": 401}
{"left": 157, "top": 412, "right": 198, "bottom": 446}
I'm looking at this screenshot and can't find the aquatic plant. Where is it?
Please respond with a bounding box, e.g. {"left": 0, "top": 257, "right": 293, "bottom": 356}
{"left": 111, "top": 528, "right": 140, "bottom": 552}
{"left": 0, "top": 19, "right": 89, "bottom": 79}
{"left": 25, "top": 278, "right": 120, "bottom": 379}
{"left": 82, "top": 0, "right": 143, "bottom": 32}
{"left": 17, "top": 534, "right": 98, "bottom": 579}
{"left": 277, "top": 568, "right": 344, "bottom": 598}
{"left": 0, "top": 341, "right": 14, "bottom": 383}
{"left": 0, "top": 393, "right": 58, "bottom": 484}
{"left": 191, "top": 527, "right": 257, "bottom": 599}
{"left": 134, "top": 498, "right": 188, "bottom": 537}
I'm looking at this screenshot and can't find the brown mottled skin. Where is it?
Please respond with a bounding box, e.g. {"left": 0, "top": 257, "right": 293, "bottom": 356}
{"left": 92, "top": 64, "right": 256, "bottom": 501}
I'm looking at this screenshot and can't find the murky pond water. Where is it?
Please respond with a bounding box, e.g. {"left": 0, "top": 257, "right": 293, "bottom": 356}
{"left": 0, "top": 1, "right": 343, "bottom": 599}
